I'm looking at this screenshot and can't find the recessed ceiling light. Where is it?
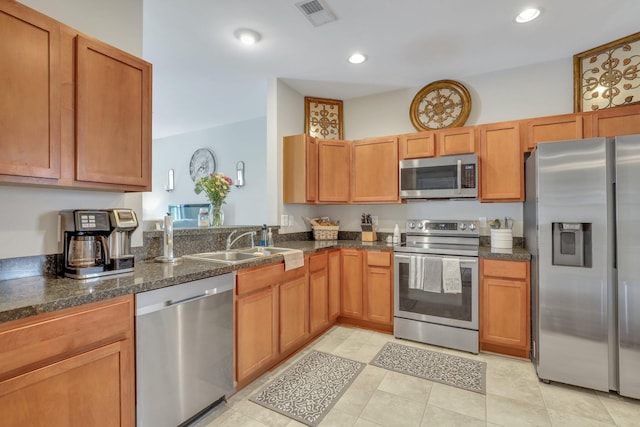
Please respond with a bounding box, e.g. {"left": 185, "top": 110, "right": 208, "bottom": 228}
{"left": 348, "top": 53, "right": 367, "bottom": 64}
{"left": 234, "top": 28, "right": 261, "bottom": 45}
{"left": 515, "top": 8, "right": 541, "bottom": 23}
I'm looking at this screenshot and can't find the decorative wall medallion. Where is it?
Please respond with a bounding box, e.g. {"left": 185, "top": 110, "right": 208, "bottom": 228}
{"left": 305, "top": 97, "right": 343, "bottom": 139}
{"left": 189, "top": 148, "right": 216, "bottom": 182}
{"left": 574, "top": 31, "right": 640, "bottom": 112}
{"left": 410, "top": 80, "right": 472, "bottom": 131}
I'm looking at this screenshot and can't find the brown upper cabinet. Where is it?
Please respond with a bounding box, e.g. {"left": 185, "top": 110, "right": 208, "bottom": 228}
{"left": 318, "top": 139, "right": 351, "bottom": 203}
{"left": 283, "top": 134, "right": 317, "bottom": 203}
{"left": 399, "top": 132, "right": 435, "bottom": 159}
{"left": 583, "top": 104, "right": 640, "bottom": 138}
{"left": 351, "top": 136, "right": 399, "bottom": 203}
{"left": 74, "top": 35, "right": 151, "bottom": 189}
{"left": 436, "top": 127, "right": 476, "bottom": 156}
{"left": 399, "top": 127, "right": 475, "bottom": 160}
{"left": 0, "top": 1, "right": 152, "bottom": 191}
{"left": 0, "top": 0, "right": 61, "bottom": 180}
{"left": 479, "top": 121, "right": 524, "bottom": 202}
{"left": 524, "top": 113, "right": 583, "bottom": 151}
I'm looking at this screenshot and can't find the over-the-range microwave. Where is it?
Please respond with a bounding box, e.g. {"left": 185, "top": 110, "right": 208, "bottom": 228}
{"left": 399, "top": 154, "right": 478, "bottom": 200}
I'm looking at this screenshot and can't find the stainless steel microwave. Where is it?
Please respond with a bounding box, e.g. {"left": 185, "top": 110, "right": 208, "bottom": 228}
{"left": 399, "top": 154, "right": 478, "bottom": 199}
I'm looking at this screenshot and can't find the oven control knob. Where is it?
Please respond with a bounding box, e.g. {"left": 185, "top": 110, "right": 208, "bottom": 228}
{"left": 409, "top": 222, "right": 416, "bottom": 229}
{"left": 417, "top": 222, "right": 423, "bottom": 229}
{"left": 460, "top": 223, "right": 467, "bottom": 231}
{"left": 469, "top": 223, "right": 476, "bottom": 231}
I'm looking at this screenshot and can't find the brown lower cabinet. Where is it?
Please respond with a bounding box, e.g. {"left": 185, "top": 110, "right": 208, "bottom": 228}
{"left": 0, "top": 295, "right": 135, "bottom": 427}
{"left": 480, "top": 258, "right": 531, "bottom": 358}
{"left": 309, "top": 252, "right": 330, "bottom": 334}
{"left": 340, "top": 248, "right": 394, "bottom": 332}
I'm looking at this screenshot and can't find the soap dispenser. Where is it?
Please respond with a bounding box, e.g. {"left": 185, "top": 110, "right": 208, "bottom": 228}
{"left": 267, "top": 228, "right": 274, "bottom": 246}
{"left": 259, "top": 224, "right": 268, "bottom": 246}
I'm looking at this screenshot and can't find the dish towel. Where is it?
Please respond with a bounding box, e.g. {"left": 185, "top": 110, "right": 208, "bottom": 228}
{"left": 442, "top": 258, "right": 462, "bottom": 294}
{"left": 283, "top": 250, "right": 304, "bottom": 271}
{"left": 422, "top": 256, "right": 443, "bottom": 293}
{"left": 409, "top": 256, "right": 424, "bottom": 290}
{"left": 409, "top": 256, "right": 442, "bottom": 293}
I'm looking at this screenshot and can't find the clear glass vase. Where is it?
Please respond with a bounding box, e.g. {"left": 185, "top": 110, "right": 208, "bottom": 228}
{"left": 209, "top": 203, "right": 224, "bottom": 227}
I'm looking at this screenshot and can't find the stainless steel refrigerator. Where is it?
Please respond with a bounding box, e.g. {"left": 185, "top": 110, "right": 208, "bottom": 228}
{"left": 524, "top": 135, "right": 640, "bottom": 399}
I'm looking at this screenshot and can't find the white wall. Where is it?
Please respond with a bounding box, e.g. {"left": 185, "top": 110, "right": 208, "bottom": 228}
{"left": 0, "top": 0, "right": 144, "bottom": 260}
{"left": 143, "top": 117, "right": 268, "bottom": 226}
{"left": 19, "top": 0, "right": 142, "bottom": 56}
{"left": 278, "top": 58, "right": 575, "bottom": 237}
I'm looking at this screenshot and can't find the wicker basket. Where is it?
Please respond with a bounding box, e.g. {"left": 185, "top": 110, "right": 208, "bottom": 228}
{"left": 312, "top": 225, "right": 339, "bottom": 240}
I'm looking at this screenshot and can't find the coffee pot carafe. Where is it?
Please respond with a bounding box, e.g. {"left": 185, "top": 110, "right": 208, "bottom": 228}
{"left": 59, "top": 210, "right": 112, "bottom": 279}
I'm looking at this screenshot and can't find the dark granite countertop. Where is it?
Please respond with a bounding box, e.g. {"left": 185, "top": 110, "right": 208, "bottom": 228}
{"left": 478, "top": 246, "right": 531, "bottom": 261}
{"left": 0, "top": 239, "right": 529, "bottom": 323}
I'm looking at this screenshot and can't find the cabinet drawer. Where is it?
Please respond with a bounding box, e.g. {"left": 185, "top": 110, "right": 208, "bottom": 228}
{"left": 367, "top": 251, "right": 391, "bottom": 267}
{"left": 237, "top": 261, "right": 306, "bottom": 296}
{"left": 483, "top": 259, "right": 528, "bottom": 279}
{"left": 309, "top": 252, "right": 328, "bottom": 272}
{"left": 0, "top": 295, "right": 133, "bottom": 379}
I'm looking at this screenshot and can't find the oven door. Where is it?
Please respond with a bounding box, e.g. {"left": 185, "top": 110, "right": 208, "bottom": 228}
{"left": 394, "top": 253, "right": 478, "bottom": 330}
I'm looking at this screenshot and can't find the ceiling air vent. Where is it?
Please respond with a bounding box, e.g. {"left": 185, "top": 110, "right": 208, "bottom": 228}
{"left": 295, "top": 0, "right": 337, "bottom": 27}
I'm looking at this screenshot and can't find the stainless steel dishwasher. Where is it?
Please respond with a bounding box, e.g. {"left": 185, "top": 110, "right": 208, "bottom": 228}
{"left": 136, "top": 273, "right": 235, "bottom": 427}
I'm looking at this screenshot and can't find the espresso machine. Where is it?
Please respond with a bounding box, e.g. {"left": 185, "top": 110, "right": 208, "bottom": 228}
{"left": 59, "top": 209, "right": 138, "bottom": 279}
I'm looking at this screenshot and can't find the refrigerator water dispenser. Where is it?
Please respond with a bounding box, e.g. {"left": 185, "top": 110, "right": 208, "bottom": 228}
{"left": 552, "top": 222, "right": 592, "bottom": 267}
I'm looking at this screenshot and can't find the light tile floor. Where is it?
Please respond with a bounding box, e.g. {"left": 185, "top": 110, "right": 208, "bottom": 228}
{"left": 194, "top": 326, "right": 640, "bottom": 427}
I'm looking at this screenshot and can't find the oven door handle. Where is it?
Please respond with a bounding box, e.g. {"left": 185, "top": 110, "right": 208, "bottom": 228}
{"left": 457, "top": 159, "right": 462, "bottom": 194}
{"left": 394, "top": 254, "right": 477, "bottom": 265}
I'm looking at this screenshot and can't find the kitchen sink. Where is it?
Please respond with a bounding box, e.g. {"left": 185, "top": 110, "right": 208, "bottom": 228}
{"left": 237, "top": 247, "right": 295, "bottom": 255}
{"left": 183, "top": 251, "right": 261, "bottom": 264}
{"left": 183, "top": 247, "right": 295, "bottom": 265}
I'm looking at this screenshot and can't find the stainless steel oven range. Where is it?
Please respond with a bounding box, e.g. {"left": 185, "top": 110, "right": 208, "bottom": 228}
{"left": 394, "top": 220, "right": 479, "bottom": 353}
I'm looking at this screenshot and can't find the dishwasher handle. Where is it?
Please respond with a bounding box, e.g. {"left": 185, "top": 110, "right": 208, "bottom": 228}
{"left": 136, "top": 274, "right": 235, "bottom": 317}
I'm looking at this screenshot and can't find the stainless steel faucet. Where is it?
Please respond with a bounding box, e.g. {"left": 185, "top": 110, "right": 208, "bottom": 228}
{"left": 226, "top": 230, "right": 256, "bottom": 250}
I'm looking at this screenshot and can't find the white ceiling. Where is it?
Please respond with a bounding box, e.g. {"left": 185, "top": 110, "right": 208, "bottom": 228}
{"left": 143, "top": 0, "right": 640, "bottom": 139}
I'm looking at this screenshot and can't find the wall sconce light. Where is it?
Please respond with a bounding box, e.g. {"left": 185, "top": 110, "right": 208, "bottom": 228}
{"left": 235, "top": 161, "right": 245, "bottom": 188}
{"left": 165, "top": 168, "right": 174, "bottom": 192}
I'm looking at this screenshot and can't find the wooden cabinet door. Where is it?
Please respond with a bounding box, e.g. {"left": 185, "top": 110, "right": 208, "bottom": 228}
{"left": 480, "top": 259, "right": 530, "bottom": 358}
{"left": 525, "top": 113, "right": 583, "bottom": 151}
{"left": 437, "top": 127, "right": 475, "bottom": 156}
{"left": 283, "top": 134, "right": 317, "bottom": 203}
{"left": 328, "top": 250, "right": 341, "bottom": 321}
{"left": 365, "top": 252, "right": 393, "bottom": 325}
{"left": 351, "top": 137, "right": 399, "bottom": 203}
{"left": 0, "top": 341, "right": 130, "bottom": 427}
{"left": 479, "top": 121, "right": 524, "bottom": 202}
{"left": 400, "top": 132, "right": 435, "bottom": 159}
{"left": 75, "top": 35, "right": 151, "bottom": 189}
{"left": 309, "top": 269, "right": 329, "bottom": 334}
{"left": 586, "top": 104, "right": 640, "bottom": 138}
{"left": 318, "top": 139, "right": 350, "bottom": 202}
{"left": 279, "top": 276, "right": 309, "bottom": 354}
{"left": 235, "top": 286, "right": 278, "bottom": 383}
{"left": 0, "top": 1, "right": 60, "bottom": 180}
{"left": 341, "top": 249, "right": 364, "bottom": 318}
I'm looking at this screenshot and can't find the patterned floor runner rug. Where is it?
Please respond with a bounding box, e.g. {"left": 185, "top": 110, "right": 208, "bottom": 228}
{"left": 370, "top": 342, "right": 486, "bottom": 394}
{"left": 249, "top": 351, "right": 364, "bottom": 426}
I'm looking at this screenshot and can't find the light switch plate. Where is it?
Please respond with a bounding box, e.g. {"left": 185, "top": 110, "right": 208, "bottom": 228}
{"left": 280, "top": 214, "right": 289, "bottom": 227}
{"left": 288, "top": 215, "right": 295, "bottom": 226}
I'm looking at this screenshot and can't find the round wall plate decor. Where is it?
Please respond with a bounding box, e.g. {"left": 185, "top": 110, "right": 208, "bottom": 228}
{"left": 189, "top": 148, "right": 216, "bottom": 181}
{"left": 409, "top": 80, "right": 472, "bottom": 131}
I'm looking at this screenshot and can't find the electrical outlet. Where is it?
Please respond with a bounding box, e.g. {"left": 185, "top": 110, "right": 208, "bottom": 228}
{"left": 280, "top": 214, "right": 289, "bottom": 227}
{"left": 371, "top": 216, "right": 379, "bottom": 226}
{"left": 479, "top": 216, "right": 487, "bottom": 226}
{"left": 288, "top": 215, "right": 295, "bottom": 226}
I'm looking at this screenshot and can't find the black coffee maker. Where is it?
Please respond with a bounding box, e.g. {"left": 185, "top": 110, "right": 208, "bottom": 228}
{"left": 59, "top": 210, "right": 112, "bottom": 279}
